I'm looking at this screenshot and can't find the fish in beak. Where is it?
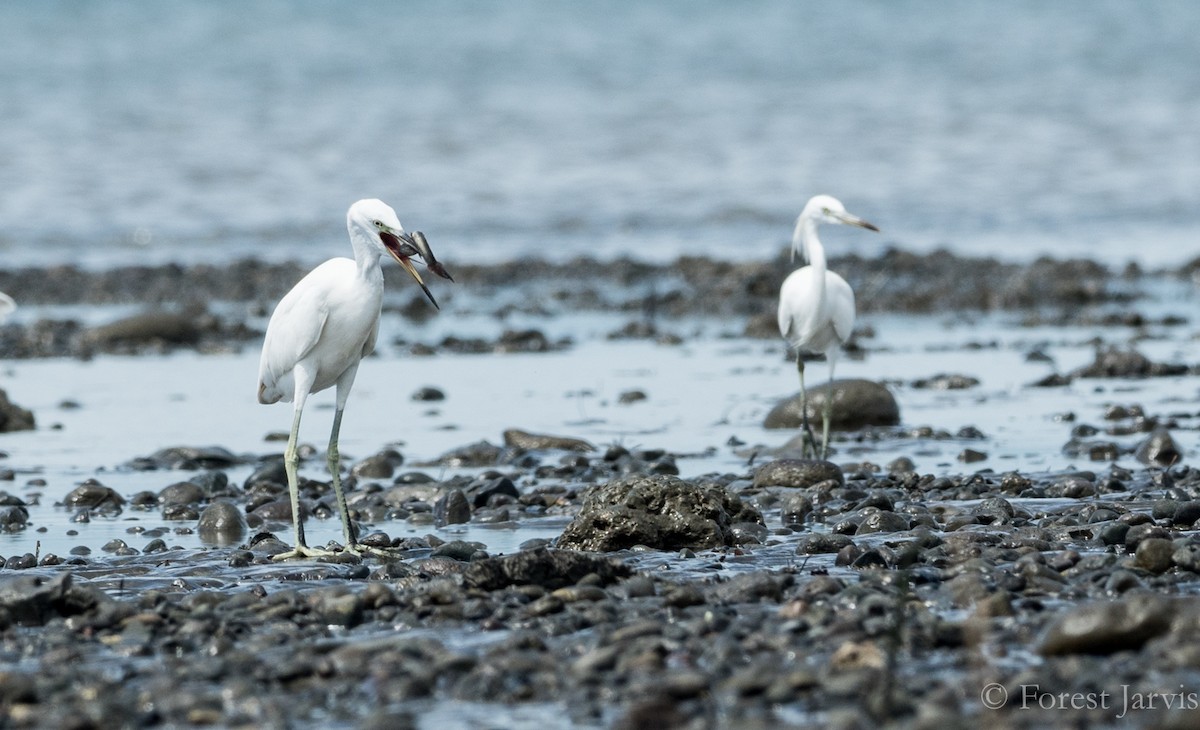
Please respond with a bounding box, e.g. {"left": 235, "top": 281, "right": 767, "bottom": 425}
{"left": 379, "top": 229, "right": 452, "bottom": 309}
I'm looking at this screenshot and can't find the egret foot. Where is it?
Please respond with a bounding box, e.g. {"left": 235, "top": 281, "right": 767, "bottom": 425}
{"left": 272, "top": 544, "right": 344, "bottom": 561}
{"left": 345, "top": 543, "right": 406, "bottom": 561}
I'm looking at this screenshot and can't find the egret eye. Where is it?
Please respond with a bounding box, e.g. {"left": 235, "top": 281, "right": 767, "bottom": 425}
{"left": 373, "top": 219, "right": 383, "bottom": 228}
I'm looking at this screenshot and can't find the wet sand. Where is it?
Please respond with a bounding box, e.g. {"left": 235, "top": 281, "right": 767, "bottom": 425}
{"left": 1, "top": 250, "right": 1200, "bottom": 728}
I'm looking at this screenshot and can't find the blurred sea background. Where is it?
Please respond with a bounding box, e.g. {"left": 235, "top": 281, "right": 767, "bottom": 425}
{"left": 2, "top": 0, "right": 1197, "bottom": 270}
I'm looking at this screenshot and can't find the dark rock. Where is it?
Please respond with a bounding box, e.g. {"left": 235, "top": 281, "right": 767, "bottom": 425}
{"left": 797, "top": 534, "right": 854, "bottom": 554}
{"left": 855, "top": 511, "right": 909, "bottom": 534}
{"left": 245, "top": 460, "right": 288, "bottom": 488}
{"left": 411, "top": 386, "right": 445, "bottom": 402}
{"left": 1071, "top": 346, "right": 1187, "bottom": 379}
{"left": 752, "top": 459, "right": 843, "bottom": 489}
{"left": 62, "top": 480, "right": 126, "bottom": 510}
{"left": 352, "top": 449, "right": 404, "bottom": 479}
{"left": 0, "top": 505, "right": 29, "bottom": 531}
{"left": 0, "top": 389, "right": 34, "bottom": 433}
{"left": 428, "top": 440, "right": 503, "bottom": 467}
{"left": 158, "top": 481, "right": 206, "bottom": 506}
{"left": 617, "top": 390, "right": 647, "bottom": 404}
{"left": 462, "top": 547, "right": 631, "bottom": 591}
{"left": 958, "top": 448, "right": 987, "bottom": 463}
{"left": 1039, "top": 595, "right": 1174, "bottom": 655}
{"left": 197, "top": 500, "right": 249, "bottom": 545}
{"left": 433, "top": 489, "right": 471, "bottom": 527}
{"left": 1134, "top": 538, "right": 1176, "bottom": 574}
{"left": 134, "top": 446, "right": 242, "bottom": 470}
{"left": 911, "top": 373, "right": 980, "bottom": 390}
{"left": 502, "top": 429, "right": 594, "bottom": 452}
{"left": 85, "top": 309, "right": 207, "bottom": 347}
{"left": 763, "top": 378, "right": 900, "bottom": 430}
{"left": 468, "top": 476, "right": 520, "bottom": 508}
{"left": 1172, "top": 501, "right": 1200, "bottom": 528}
{"left": 1135, "top": 427, "right": 1181, "bottom": 466}
{"left": 557, "top": 474, "right": 763, "bottom": 552}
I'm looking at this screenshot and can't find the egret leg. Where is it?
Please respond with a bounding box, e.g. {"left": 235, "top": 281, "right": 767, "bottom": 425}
{"left": 273, "top": 400, "right": 338, "bottom": 560}
{"left": 326, "top": 406, "right": 357, "bottom": 550}
{"left": 285, "top": 403, "right": 307, "bottom": 549}
{"left": 274, "top": 372, "right": 339, "bottom": 561}
{"left": 820, "top": 359, "right": 838, "bottom": 460}
{"left": 796, "top": 354, "right": 817, "bottom": 459}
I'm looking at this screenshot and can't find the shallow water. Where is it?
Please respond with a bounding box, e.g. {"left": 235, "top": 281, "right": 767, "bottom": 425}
{"left": 1, "top": 301, "right": 1196, "bottom": 559}
{"left": 1, "top": 1, "right": 1199, "bottom": 269}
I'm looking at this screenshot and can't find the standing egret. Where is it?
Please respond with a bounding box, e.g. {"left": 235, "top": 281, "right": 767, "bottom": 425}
{"left": 778, "top": 195, "right": 878, "bottom": 459}
{"left": 258, "top": 199, "right": 453, "bottom": 559}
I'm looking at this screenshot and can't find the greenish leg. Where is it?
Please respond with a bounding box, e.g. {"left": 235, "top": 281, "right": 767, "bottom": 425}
{"left": 285, "top": 404, "right": 307, "bottom": 551}
{"left": 797, "top": 354, "right": 817, "bottom": 459}
{"left": 327, "top": 407, "right": 357, "bottom": 549}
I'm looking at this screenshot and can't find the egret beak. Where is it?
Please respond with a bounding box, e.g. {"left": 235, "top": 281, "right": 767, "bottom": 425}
{"left": 833, "top": 211, "right": 880, "bottom": 232}
{"left": 380, "top": 230, "right": 441, "bottom": 309}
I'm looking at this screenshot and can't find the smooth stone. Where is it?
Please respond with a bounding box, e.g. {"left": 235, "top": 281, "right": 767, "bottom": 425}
{"left": 763, "top": 379, "right": 900, "bottom": 430}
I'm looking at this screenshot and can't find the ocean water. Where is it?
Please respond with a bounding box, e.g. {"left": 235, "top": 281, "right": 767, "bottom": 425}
{"left": 1, "top": 0, "right": 1198, "bottom": 270}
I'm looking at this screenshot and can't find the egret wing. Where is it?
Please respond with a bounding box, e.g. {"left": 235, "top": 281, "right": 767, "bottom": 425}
{"left": 257, "top": 274, "right": 333, "bottom": 402}
{"left": 827, "top": 272, "right": 856, "bottom": 343}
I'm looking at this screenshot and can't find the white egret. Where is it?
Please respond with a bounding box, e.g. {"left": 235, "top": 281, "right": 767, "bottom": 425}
{"left": 0, "top": 292, "right": 14, "bottom": 322}
{"left": 257, "top": 199, "right": 453, "bottom": 560}
{"left": 778, "top": 195, "right": 878, "bottom": 459}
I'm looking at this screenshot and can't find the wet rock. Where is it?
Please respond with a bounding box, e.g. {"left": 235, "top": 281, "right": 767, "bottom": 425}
{"left": 502, "top": 429, "right": 594, "bottom": 452}
{"left": 1135, "top": 538, "right": 1176, "bottom": 574}
{"left": 159, "top": 481, "right": 206, "bottom": 506}
{"left": 1071, "top": 346, "right": 1187, "bottom": 379}
{"left": 1030, "top": 372, "right": 1072, "bottom": 387}
{"left": 557, "top": 474, "right": 763, "bottom": 552}
{"left": 197, "top": 500, "right": 249, "bottom": 545}
{"left": 780, "top": 493, "right": 813, "bottom": 525}
{"left": 352, "top": 449, "right": 404, "bottom": 479}
{"left": 130, "top": 445, "right": 243, "bottom": 470}
{"left": 84, "top": 309, "right": 208, "bottom": 348}
{"left": 752, "top": 459, "right": 843, "bottom": 489}
{"left": 0, "top": 572, "right": 120, "bottom": 628}
{"left": 910, "top": 373, "right": 980, "bottom": 390}
{"left": 411, "top": 386, "right": 445, "bottom": 402}
{"left": 1135, "top": 427, "right": 1181, "bottom": 466}
{"left": 0, "top": 389, "right": 35, "bottom": 433}
{"left": 62, "top": 480, "right": 126, "bottom": 510}
{"left": 617, "top": 390, "right": 647, "bottom": 404}
{"left": 468, "top": 476, "right": 520, "bottom": 508}
{"left": 855, "top": 511, "right": 909, "bottom": 534}
{"left": 0, "top": 505, "right": 29, "bottom": 531}
{"left": 245, "top": 460, "right": 288, "bottom": 488}
{"left": 957, "top": 448, "right": 987, "bottom": 463}
{"left": 427, "top": 440, "right": 503, "bottom": 467}
{"left": 433, "top": 489, "right": 470, "bottom": 526}
{"left": 763, "top": 379, "right": 899, "bottom": 430}
{"left": 1172, "top": 501, "right": 1200, "bottom": 528}
{"left": 1038, "top": 595, "right": 1174, "bottom": 655}
{"left": 463, "top": 547, "right": 631, "bottom": 591}
{"left": 797, "top": 534, "right": 854, "bottom": 554}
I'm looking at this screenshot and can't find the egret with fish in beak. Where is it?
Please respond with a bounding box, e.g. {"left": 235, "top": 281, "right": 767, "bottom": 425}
{"left": 257, "top": 198, "right": 454, "bottom": 559}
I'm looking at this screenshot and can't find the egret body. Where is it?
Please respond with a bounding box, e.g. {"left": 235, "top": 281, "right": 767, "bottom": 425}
{"left": 258, "top": 199, "right": 453, "bottom": 559}
{"left": 778, "top": 195, "right": 878, "bottom": 458}
{"left": 0, "top": 292, "right": 14, "bottom": 322}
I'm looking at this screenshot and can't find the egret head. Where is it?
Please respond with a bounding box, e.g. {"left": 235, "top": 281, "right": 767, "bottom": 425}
{"left": 348, "top": 199, "right": 454, "bottom": 309}
{"left": 801, "top": 195, "right": 879, "bottom": 232}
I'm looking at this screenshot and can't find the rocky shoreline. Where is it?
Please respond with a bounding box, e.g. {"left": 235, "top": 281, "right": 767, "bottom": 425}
{"left": 0, "top": 248, "right": 1194, "bottom": 360}
{"left": 3, "top": 438, "right": 1200, "bottom": 728}
{"left": 1, "top": 248, "right": 1200, "bottom": 727}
